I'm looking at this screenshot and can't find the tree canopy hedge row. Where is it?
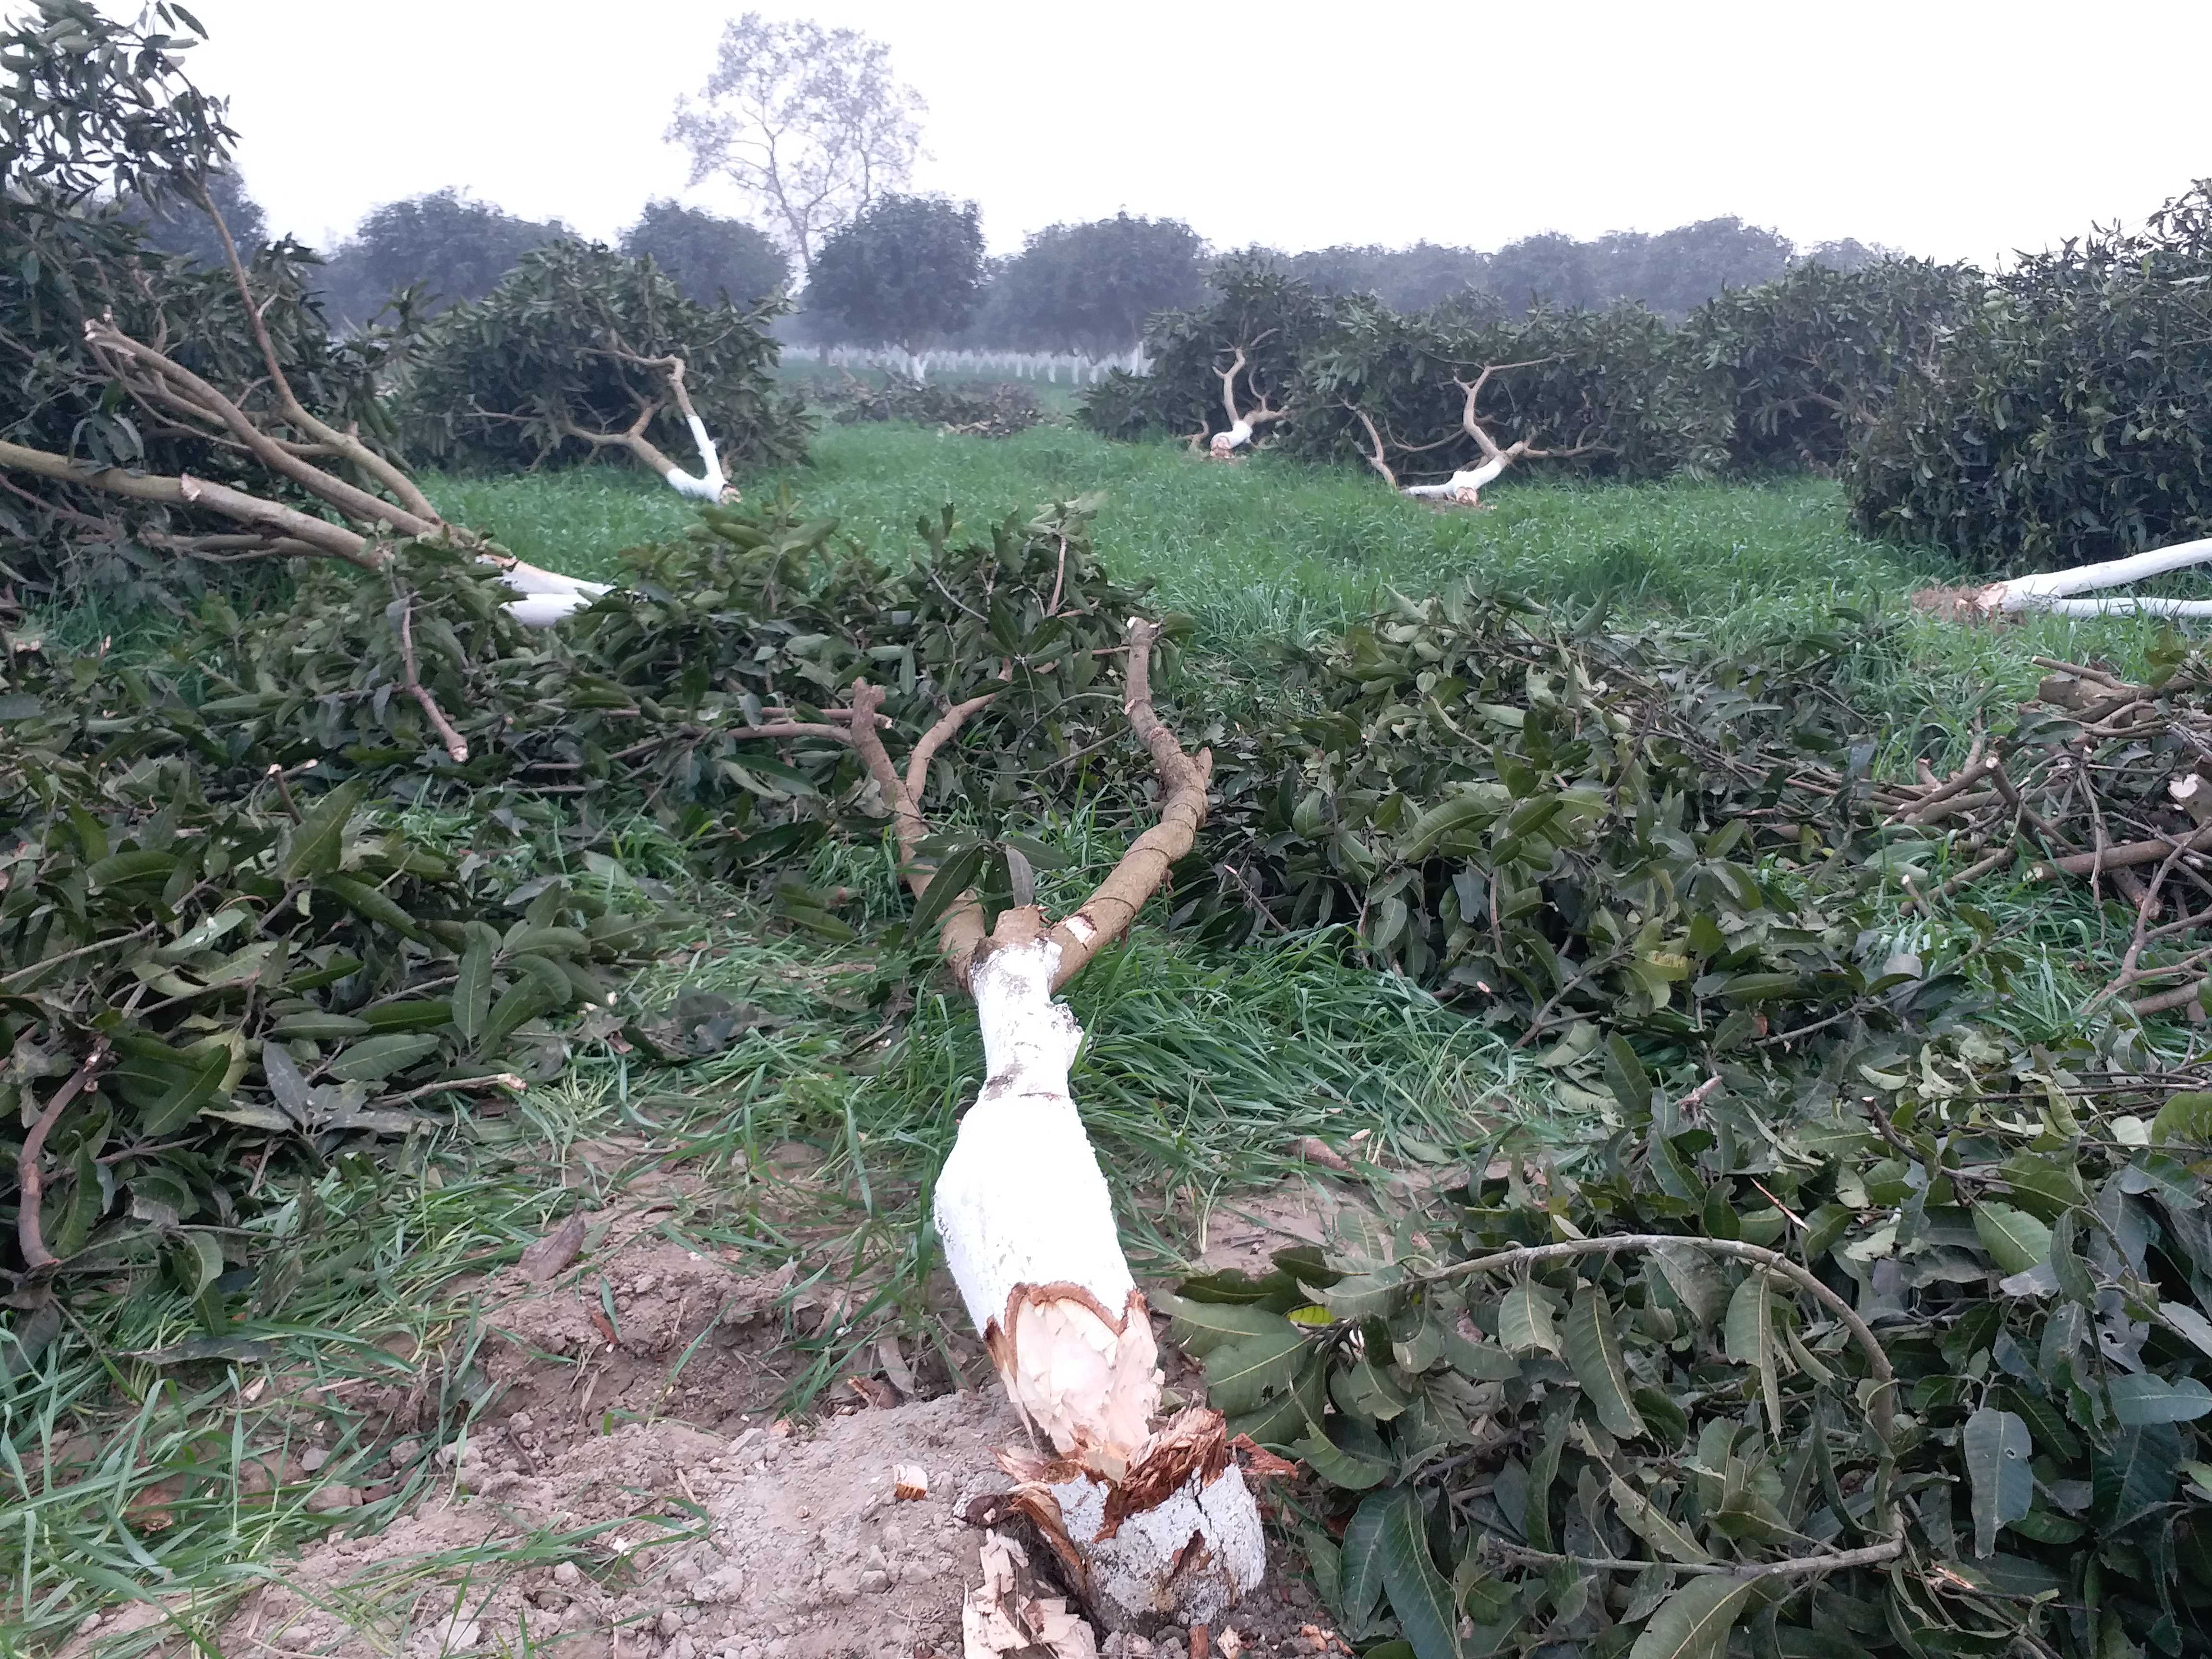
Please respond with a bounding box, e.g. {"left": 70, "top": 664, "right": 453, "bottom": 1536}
{"left": 402, "top": 239, "right": 809, "bottom": 476}
{"left": 1849, "top": 182, "right": 2212, "bottom": 572}
{"left": 1085, "top": 195, "right": 2212, "bottom": 575}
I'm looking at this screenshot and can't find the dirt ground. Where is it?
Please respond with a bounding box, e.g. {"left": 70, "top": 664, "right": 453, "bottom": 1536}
{"left": 167, "top": 1194, "right": 1344, "bottom": 1659}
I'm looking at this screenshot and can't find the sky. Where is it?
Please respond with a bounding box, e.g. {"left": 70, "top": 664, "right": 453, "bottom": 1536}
{"left": 175, "top": 0, "right": 2212, "bottom": 267}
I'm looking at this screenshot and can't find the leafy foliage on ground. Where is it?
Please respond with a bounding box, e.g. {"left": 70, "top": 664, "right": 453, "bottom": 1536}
{"left": 1081, "top": 255, "right": 1350, "bottom": 444}
{"left": 403, "top": 240, "right": 808, "bottom": 475}
{"left": 1179, "top": 1046, "right": 2212, "bottom": 1659}
{"left": 1849, "top": 182, "right": 2212, "bottom": 573}
{"left": 1291, "top": 298, "right": 1731, "bottom": 483}
{"left": 1182, "top": 585, "right": 1947, "bottom": 1089}
{"left": 0, "top": 495, "right": 1158, "bottom": 1301}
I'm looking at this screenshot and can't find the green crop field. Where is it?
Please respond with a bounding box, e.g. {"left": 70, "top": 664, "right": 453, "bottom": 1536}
{"left": 14, "top": 416, "right": 2202, "bottom": 1650}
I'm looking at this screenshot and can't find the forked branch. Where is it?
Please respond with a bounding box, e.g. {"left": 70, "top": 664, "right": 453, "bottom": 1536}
{"left": 1210, "top": 344, "right": 1290, "bottom": 457}
{"left": 738, "top": 620, "right": 1209, "bottom": 994}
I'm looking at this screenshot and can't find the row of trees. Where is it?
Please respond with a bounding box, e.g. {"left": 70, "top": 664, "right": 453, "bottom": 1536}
{"left": 1089, "top": 189, "right": 2212, "bottom": 577}
{"left": 1082, "top": 253, "right": 1982, "bottom": 486}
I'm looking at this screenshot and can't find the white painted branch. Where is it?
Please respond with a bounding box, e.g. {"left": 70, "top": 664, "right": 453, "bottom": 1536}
{"left": 1950, "top": 535, "right": 2212, "bottom": 618}
{"left": 2013, "top": 596, "right": 2212, "bottom": 618}
{"left": 1209, "top": 420, "right": 1253, "bottom": 457}
{"left": 663, "top": 410, "right": 729, "bottom": 501}
{"left": 1403, "top": 454, "right": 1509, "bottom": 503}
{"left": 935, "top": 936, "right": 1159, "bottom": 1462}
{"left": 483, "top": 556, "right": 613, "bottom": 628}
{"left": 1987, "top": 537, "right": 2212, "bottom": 602}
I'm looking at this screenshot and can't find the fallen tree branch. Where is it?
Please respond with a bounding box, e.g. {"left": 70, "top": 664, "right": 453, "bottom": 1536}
{"left": 1923, "top": 535, "right": 2212, "bottom": 619}
{"left": 1423, "top": 1233, "right": 1897, "bottom": 1443}
{"left": 396, "top": 595, "right": 470, "bottom": 763}
{"left": 15, "top": 1040, "right": 113, "bottom": 1274}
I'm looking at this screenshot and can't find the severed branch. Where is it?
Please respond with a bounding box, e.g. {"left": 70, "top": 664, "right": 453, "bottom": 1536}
{"left": 84, "top": 318, "right": 440, "bottom": 539}
{"left": 575, "top": 348, "right": 739, "bottom": 501}
{"left": 195, "top": 179, "right": 443, "bottom": 526}
{"left": 396, "top": 595, "right": 470, "bottom": 764}
{"left": 1917, "top": 535, "right": 2212, "bottom": 622}
{"left": 0, "top": 436, "right": 383, "bottom": 568}
{"left": 15, "top": 1040, "right": 112, "bottom": 1274}
{"left": 1042, "top": 618, "right": 1212, "bottom": 988}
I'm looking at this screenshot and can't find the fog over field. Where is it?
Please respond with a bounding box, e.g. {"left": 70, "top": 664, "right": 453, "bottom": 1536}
{"left": 192, "top": 0, "right": 2210, "bottom": 265}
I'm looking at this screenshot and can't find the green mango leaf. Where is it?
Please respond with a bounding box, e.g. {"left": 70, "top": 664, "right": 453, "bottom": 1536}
{"left": 1203, "top": 1327, "right": 1308, "bottom": 1415}
{"left": 2108, "top": 1374, "right": 2212, "bottom": 1425}
{"left": 1650, "top": 1241, "right": 1730, "bottom": 1326}
{"left": 1161, "top": 1294, "right": 1295, "bottom": 1358}
{"left": 1972, "top": 1202, "right": 2052, "bottom": 1276}
{"left": 1500, "top": 1284, "right": 1561, "bottom": 1355}
{"left": 1295, "top": 1417, "right": 1396, "bottom": 1490}
{"left": 2152, "top": 1091, "right": 2212, "bottom": 1146}
{"left": 2161, "top": 1299, "right": 2212, "bottom": 1360}
{"left": 140, "top": 1046, "right": 232, "bottom": 1135}
{"left": 2094, "top": 1421, "right": 2182, "bottom": 1529}
{"left": 1368, "top": 1486, "right": 1463, "bottom": 1659}
{"left": 478, "top": 973, "right": 556, "bottom": 1055}
{"left": 451, "top": 938, "right": 491, "bottom": 1053}
{"left": 281, "top": 778, "right": 367, "bottom": 880}
{"left": 1626, "top": 1574, "right": 1755, "bottom": 1659}
{"left": 905, "top": 839, "right": 987, "bottom": 945}
{"left": 1724, "top": 1274, "right": 1783, "bottom": 1437}
{"left": 2051, "top": 1210, "right": 2096, "bottom": 1308}
{"left": 1962, "top": 1406, "right": 2032, "bottom": 1557}
{"left": 318, "top": 873, "right": 429, "bottom": 943}
{"left": 1609, "top": 1472, "right": 1713, "bottom": 1564}
{"left": 327, "top": 1032, "right": 441, "bottom": 1083}
{"left": 1564, "top": 1284, "right": 1647, "bottom": 1439}
{"left": 1337, "top": 1496, "right": 1392, "bottom": 1638}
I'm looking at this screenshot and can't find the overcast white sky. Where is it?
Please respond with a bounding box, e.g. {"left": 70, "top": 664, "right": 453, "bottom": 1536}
{"left": 178, "top": 0, "right": 2211, "bottom": 265}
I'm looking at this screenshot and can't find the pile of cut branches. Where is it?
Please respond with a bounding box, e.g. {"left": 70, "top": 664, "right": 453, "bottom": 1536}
{"left": 1879, "top": 639, "right": 2212, "bottom": 1018}
{"left": 810, "top": 372, "right": 1046, "bottom": 438}
{"left": 1183, "top": 585, "right": 1962, "bottom": 1105}
{"left": 1183, "top": 1040, "right": 2212, "bottom": 1659}
{"left": 0, "top": 489, "right": 1168, "bottom": 1314}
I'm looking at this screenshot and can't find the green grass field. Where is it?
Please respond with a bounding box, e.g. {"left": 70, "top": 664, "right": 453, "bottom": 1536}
{"left": 14, "top": 417, "right": 2208, "bottom": 1651}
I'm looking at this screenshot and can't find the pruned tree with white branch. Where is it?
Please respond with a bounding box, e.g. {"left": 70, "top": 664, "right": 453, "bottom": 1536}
{"left": 1347, "top": 359, "right": 1611, "bottom": 505}
{"left": 1198, "top": 345, "right": 1291, "bottom": 459}
{"left": 726, "top": 624, "right": 1270, "bottom": 1637}
{"left": 666, "top": 12, "right": 925, "bottom": 276}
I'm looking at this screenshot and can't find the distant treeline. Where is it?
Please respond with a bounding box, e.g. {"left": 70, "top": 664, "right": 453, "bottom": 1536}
{"left": 154, "top": 176, "right": 1890, "bottom": 352}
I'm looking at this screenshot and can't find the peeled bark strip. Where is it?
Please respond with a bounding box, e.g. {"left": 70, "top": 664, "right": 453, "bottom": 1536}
{"left": 964, "top": 1532, "right": 1098, "bottom": 1659}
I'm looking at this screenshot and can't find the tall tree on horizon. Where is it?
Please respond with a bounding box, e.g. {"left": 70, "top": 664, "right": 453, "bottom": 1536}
{"left": 666, "top": 12, "right": 924, "bottom": 276}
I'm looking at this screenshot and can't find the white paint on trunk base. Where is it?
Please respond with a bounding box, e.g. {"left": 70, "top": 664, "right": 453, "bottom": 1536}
{"left": 1404, "top": 454, "right": 1507, "bottom": 504}
{"left": 934, "top": 935, "right": 1267, "bottom": 1631}
{"left": 935, "top": 937, "right": 1159, "bottom": 1462}
{"left": 1965, "top": 535, "right": 2212, "bottom": 617}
